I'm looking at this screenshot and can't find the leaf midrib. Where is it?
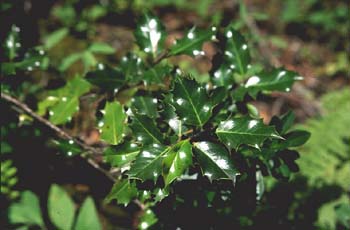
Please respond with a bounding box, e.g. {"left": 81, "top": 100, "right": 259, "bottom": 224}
{"left": 177, "top": 78, "right": 203, "bottom": 126}
{"left": 196, "top": 146, "right": 235, "bottom": 179}
{"left": 134, "top": 115, "right": 162, "bottom": 144}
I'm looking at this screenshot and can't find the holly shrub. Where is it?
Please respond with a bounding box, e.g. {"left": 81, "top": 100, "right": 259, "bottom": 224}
{"left": 1, "top": 13, "right": 310, "bottom": 229}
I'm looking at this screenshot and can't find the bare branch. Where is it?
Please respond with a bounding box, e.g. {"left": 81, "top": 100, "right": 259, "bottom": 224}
{"left": 1, "top": 92, "right": 112, "bottom": 180}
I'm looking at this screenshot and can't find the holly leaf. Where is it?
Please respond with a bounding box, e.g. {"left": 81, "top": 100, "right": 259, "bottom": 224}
{"left": 281, "top": 130, "right": 311, "bottom": 148}
{"left": 169, "top": 27, "right": 215, "bottom": 57}
{"left": 244, "top": 68, "right": 303, "bottom": 97}
{"left": 127, "top": 144, "right": 169, "bottom": 182}
{"left": 118, "top": 53, "right": 145, "bottom": 83}
{"left": 104, "top": 142, "right": 140, "bottom": 167}
{"left": 131, "top": 96, "right": 158, "bottom": 118}
{"left": 163, "top": 140, "right": 192, "bottom": 186}
{"left": 194, "top": 142, "right": 237, "bottom": 182}
{"left": 48, "top": 77, "right": 91, "bottom": 125}
{"left": 138, "top": 208, "right": 158, "bottom": 230}
{"left": 171, "top": 76, "right": 213, "bottom": 127}
{"left": 74, "top": 197, "right": 102, "bottom": 230}
{"left": 216, "top": 116, "right": 282, "bottom": 149}
{"left": 211, "top": 64, "right": 235, "bottom": 88}
{"left": 130, "top": 114, "right": 164, "bottom": 145}
{"left": 85, "top": 65, "right": 125, "bottom": 91}
{"left": 270, "top": 111, "right": 296, "bottom": 135}
{"left": 162, "top": 97, "right": 188, "bottom": 136}
{"left": 134, "top": 14, "right": 166, "bottom": 56}
{"left": 143, "top": 64, "right": 170, "bottom": 85}
{"left": 224, "top": 27, "right": 251, "bottom": 75}
{"left": 100, "top": 101, "right": 126, "bottom": 145}
{"left": 50, "top": 139, "right": 81, "bottom": 157}
{"left": 48, "top": 185, "right": 75, "bottom": 230}
{"left": 105, "top": 180, "right": 138, "bottom": 206}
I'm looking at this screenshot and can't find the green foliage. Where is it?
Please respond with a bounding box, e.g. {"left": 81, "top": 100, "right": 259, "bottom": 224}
{"left": 8, "top": 185, "right": 102, "bottom": 230}
{"left": 297, "top": 88, "right": 350, "bottom": 229}
{"left": 2, "top": 13, "right": 309, "bottom": 229}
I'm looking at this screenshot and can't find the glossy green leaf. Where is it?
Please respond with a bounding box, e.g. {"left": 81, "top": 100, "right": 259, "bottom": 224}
{"left": 48, "top": 184, "right": 75, "bottom": 230}
{"left": 130, "top": 114, "right": 163, "bottom": 145}
{"left": 216, "top": 116, "right": 282, "bottom": 149}
{"left": 194, "top": 142, "right": 237, "bottom": 182}
{"left": 163, "top": 140, "right": 193, "bottom": 186}
{"left": 138, "top": 208, "right": 158, "bottom": 230}
{"left": 224, "top": 27, "right": 251, "bottom": 75}
{"left": 270, "top": 111, "right": 296, "bottom": 135}
{"left": 74, "top": 197, "right": 102, "bottom": 230}
{"left": 88, "top": 42, "right": 115, "bottom": 54}
{"left": 100, "top": 101, "right": 126, "bottom": 145}
{"left": 127, "top": 144, "right": 169, "bottom": 182}
{"left": 104, "top": 142, "right": 140, "bottom": 167}
{"left": 132, "top": 96, "right": 158, "bottom": 118}
{"left": 134, "top": 14, "right": 166, "bottom": 56}
{"left": 244, "top": 68, "right": 303, "bottom": 97}
{"left": 143, "top": 64, "right": 170, "bottom": 85}
{"left": 8, "top": 191, "right": 45, "bottom": 228}
{"left": 162, "top": 99, "right": 188, "bottom": 136}
{"left": 211, "top": 64, "right": 235, "bottom": 88}
{"left": 48, "top": 77, "right": 91, "bottom": 125}
{"left": 169, "top": 27, "right": 215, "bottom": 57}
{"left": 118, "top": 53, "right": 145, "bottom": 83}
{"left": 153, "top": 188, "right": 170, "bottom": 203}
{"left": 44, "top": 28, "right": 68, "bottom": 49}
{"left": 105, "top": 180, "right": 138, "bottom": 206}
{"left": 171, "top": 76, "right": 213, "bottom": 127}
{"left": 282, "top": 130, "right": 311, "bottom": 148}
{"left": 85, "top": 64, "right": 125, "bottom": 91}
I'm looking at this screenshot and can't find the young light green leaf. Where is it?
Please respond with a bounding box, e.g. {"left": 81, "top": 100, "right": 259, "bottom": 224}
{"left": 48, "top": 77, "right": 91, "bottom": 125}
{"left": 48, "top": 184, "right": 75, "bottom": 230}
{"left": 163, "top": 140, "right": 193, "bottom": 186}
{"left": 59, "top": 53, "right": 82, "bottom": 71}
{"left": 85, "top": 65, "right": 125, "bottom": 91}
{"left": 216, "top": 116, "right": 282, "bottom": 149}
{"left": 171, "top": 76, "right": 213, "bottom": 127}
{"left": 244, "top": 68, "right": 303, "bottom": 97}
{"left": 224, "top": 27, "right": 251, "bottom": 75}
{"left": 74, "top": 197, "right": 101, "bottom": 230}
{"left": 105, "top": 180, "right": 138, "bottom": 206}
{"left": 169, "top": 27, "right": 214, "bottom": 57}
{"left": 127, "top": 144, "right": 169, "bottom": 182}
{"left": 132, "top": 96, "right": 159, "bottom": 118}
{"left": 100, "top": 101, "right": 126, "bottom": 145}
{"left": 194, "top": 142, "right": 237, "bottom": 182}
{"left": 134, "top": 14, "right": 166, "bottom": 56}
{"left": 130, "top": 114, "right": 164, "bottom": 145}
{"left": 88, "top": 42, "right": 115, "bottom": 54}
{"left": 104, "top": 142, "right": 140, "bottom": 167}
{"left": 44, "top": 28, "right": 68, "bottom": 49}
{"left": 8, "top": 191, "right": 45, "bottom": 228}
